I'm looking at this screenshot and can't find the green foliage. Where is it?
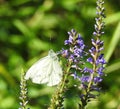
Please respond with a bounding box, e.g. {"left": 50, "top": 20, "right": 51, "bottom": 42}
{"left": 0, "top": 0, "right": 120, "bottom": 108}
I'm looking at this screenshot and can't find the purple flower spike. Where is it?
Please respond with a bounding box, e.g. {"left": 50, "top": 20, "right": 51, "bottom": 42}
{"left": 75, "top": 1, "right": 106, "bottom": 107}
{"left": 62, "top": 29, "right": 86, "bottom": 65}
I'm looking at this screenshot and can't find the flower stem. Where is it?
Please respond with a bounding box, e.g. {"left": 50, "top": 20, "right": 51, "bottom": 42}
{"left": 80, "top": 0, "right": 105, "bottom": 108}
{"left": 48, "top": 62, "right": 72, "bottom": 109}
{"left": 19, "top": 69, "right": 28, "bottom": 109}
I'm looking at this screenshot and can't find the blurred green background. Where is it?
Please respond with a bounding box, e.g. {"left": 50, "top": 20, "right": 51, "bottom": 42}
{"left": 0, "top": 0, "right": 120, "bottom": 109}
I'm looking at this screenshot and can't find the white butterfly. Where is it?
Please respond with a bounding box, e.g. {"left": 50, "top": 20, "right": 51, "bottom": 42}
{"left": 25, "top": 50, "right": 63, "bottom": 86}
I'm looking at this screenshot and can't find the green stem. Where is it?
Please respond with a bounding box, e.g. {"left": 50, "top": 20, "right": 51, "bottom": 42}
{"left": 48, "top": 62, "right": 71, "bottom": 109}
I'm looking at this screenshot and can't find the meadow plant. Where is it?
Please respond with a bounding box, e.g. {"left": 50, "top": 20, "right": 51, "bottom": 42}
{"left": 19, "top": 70, "right": 29, "bottom": 109}
{"left": 19, "top": 0, "right": 106, "bottom": 109}
{"left": 78, "top": 0, "right": 106, "bottom": 108}
{"left": 49, "top": 0, "right": 106, "bottom": 108}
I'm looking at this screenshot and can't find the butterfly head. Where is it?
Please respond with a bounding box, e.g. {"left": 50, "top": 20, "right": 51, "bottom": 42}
{"left": 49, "top": 49, "right": 58, "bottom": 60}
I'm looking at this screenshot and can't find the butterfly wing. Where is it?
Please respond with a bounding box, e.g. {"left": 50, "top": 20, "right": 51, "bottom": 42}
{"left": 25, "top": 50, "right": 63, "bottom": 86}
{"left": 25, "top": 55, "right": 52, "bottom": 84}
{"left": 32, "top": 57, "right": 54, "bottom": 84}
{"left": 46, "top": 58, "right": 63, "bottom": 86}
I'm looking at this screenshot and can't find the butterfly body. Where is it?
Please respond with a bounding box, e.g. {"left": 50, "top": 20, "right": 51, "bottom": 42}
{"left": 25, "top": 50, "right": 63, "bottom": 86}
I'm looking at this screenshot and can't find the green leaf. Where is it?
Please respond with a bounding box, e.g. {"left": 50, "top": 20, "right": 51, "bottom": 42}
{"left": 105, "top": 22, "right": 120, "bottom": 62}
{"left": 105, "top": 12, "right": 120, "bottom": 25}
{"left": 105, "top": 60, "right": 120, "bottom": 74}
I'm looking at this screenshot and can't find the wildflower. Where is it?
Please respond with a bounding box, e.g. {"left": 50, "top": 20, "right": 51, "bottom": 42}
{"left": 19, "top": 70, "right": 29, "bottom": 109}
{"left": 61, "top": 29, "right": 86, "bottom": 71}
{"left": 78, "top": 0, "right": 106, "bottom": 108}
{"left": 48, "top": 29, "right": 86, "bottom": 109}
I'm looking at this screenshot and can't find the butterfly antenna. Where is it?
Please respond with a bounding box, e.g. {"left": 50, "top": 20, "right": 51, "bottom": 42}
{"left": 49, "top": 35, "right": 52, "bottom": 50}
{"left": 49, "top": 35, "right": 60, "bottom": 56}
